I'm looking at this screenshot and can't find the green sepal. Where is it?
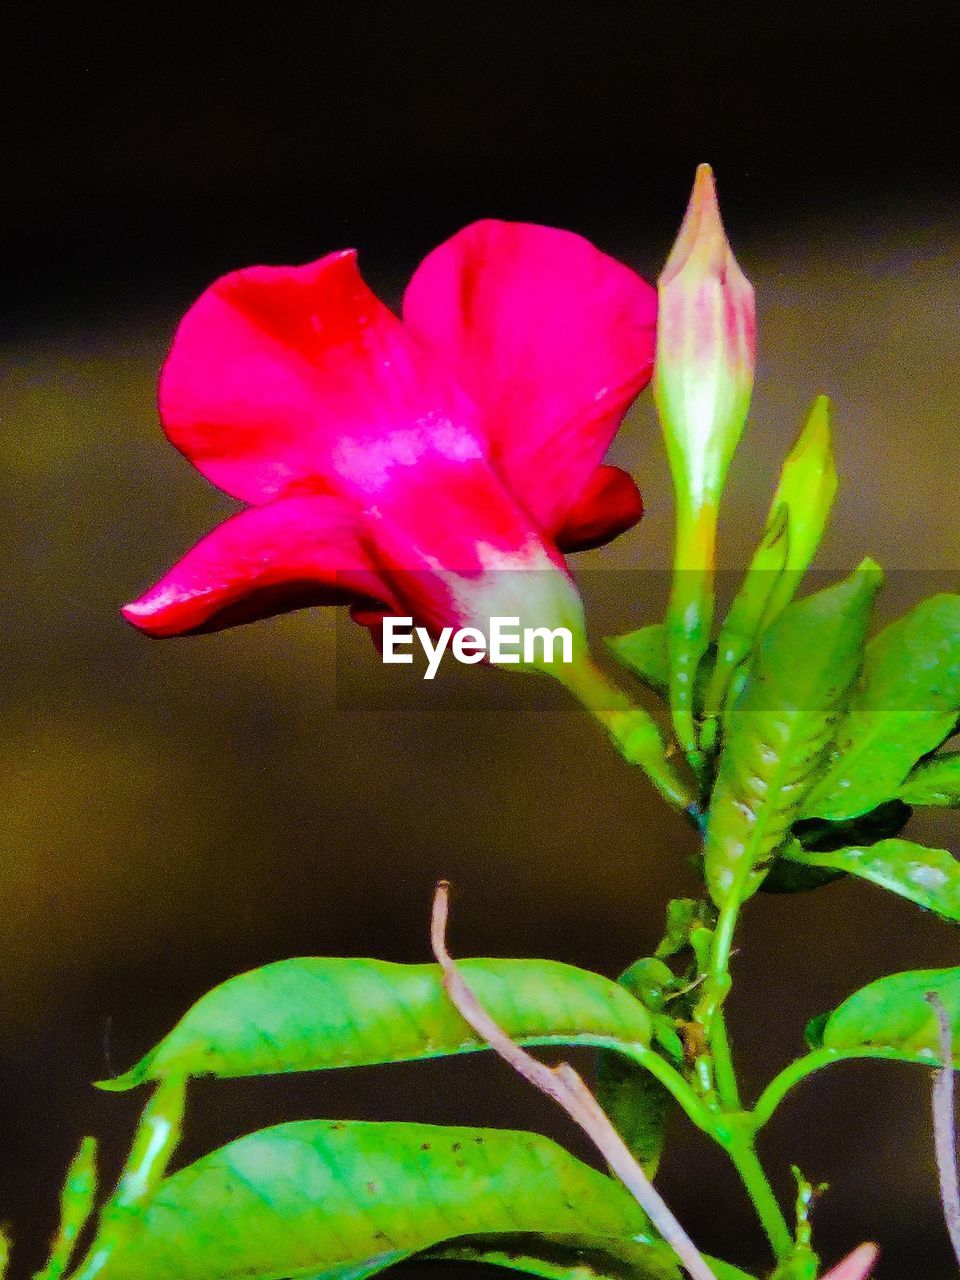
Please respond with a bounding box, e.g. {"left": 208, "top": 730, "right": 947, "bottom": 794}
{"left": 899, "top": 752, "right": 960, "bottom": 806}
{"left": 703, "top": 562, "right": 881, "bottom": 906}
{"left": 805, "top": 594, "right": 960, "bottom": 821}
{"left": 605, "top": 625, "right": 670, "bottom": 699}
{"left": 807, "top": 966, "right": 960, "bottom": 1065}
{"left": 98, "top": 958, "right": 653, "bottom": 1090}
{"left": 93, "top": 1121, "right": 675, "bottom": 1280}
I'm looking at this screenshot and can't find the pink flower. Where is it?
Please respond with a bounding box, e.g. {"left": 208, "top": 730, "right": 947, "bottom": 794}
{"left": 122, "top": 221, "right": 656, "bottom": 661}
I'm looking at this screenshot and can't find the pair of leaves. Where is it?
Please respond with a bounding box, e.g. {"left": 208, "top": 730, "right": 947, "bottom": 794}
{"left": 703, "top": 563, "right": 881, "bottom": 906}
{"left": 95, "top": 1120, "right": 680, "bottom": 1280}
{"left": 93, "top": 961, "right": 689, "bottom": 1280}
{"left": 804, "top": 594, "right": 960, "bottom": 820}
{"left": 99, "top": 957, "right": 653, "bottom": 1090}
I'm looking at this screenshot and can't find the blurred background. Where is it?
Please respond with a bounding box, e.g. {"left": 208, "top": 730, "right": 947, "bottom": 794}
{"left": 3, "top": 3, "right": 960, "bottom": 1276}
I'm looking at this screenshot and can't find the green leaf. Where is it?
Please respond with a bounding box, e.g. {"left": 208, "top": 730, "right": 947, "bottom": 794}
{"left": 606, "top": 625, "right": 670, "bottom": 698}
{"left": 703, "top": 1262, "right": 757, "bottom": 1280}
{"left": 96, "top": 1121, "right": 678, "bottom": 1280}
{"left": 595, "top": 1051, "right": 673, "bottom": 1177}
{"left": 594, "top": 957, "right": 687, "bottom": 1178}
{"left": 760, "top": 850, "right": 843, "bottom": 895}
{"left": 762, "top": 797, "right": 911, "bottom": 894}
{"left": 792, "top": 799, "right": 911, "bottom": 853}
{"left": 808, "top": 966, "right": 960, "bottom": 1065}
{"left": 804, "top": 594, "right": 960, "bottom": 821}
{"left": 899, "top": 752, "right": 960, "bottom": 806}
{"left": 703, "top": 563, "right": 881, "bottom": 906}
{"left": 98, "top": 958, "right": 653, "bottom": 1091}
{"left": 34, "top": 1137, "right": 97, "bottom": 1280}
{"left": 654, "top": 899, "right": 715, "bottom": 961}
{"left": 778, "top": 838, "right": 960, "bottom": 920}
{"left": 615, "top": 958, "right": 676, "bottom": 1011}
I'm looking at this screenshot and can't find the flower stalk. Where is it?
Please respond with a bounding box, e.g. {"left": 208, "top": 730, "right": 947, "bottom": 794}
{"left": 655, "top": 164, "right": 755, "bottom": 771}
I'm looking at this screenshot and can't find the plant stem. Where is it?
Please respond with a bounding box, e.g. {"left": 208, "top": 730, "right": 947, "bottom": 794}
{"left": 710, "top": 1009, "right": 741, "bottom": 1112}
{"left": 631, "top": 1046, "right": 718, "bottom": 1137}
{"left": 749, "top": 1048, "right": 850, "bottom": 1132}
{"left": 722, "top": 1126, "right": 794, "bottom": 1259}
{"left": 559, "top": 657, "right": 697, "bottom": 812}
{"left": 694, "top": 863, "right": 793, "bottom": 1258}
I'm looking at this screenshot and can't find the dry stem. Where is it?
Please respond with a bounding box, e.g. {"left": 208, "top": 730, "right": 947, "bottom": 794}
{"left": 430, "top": 880, "right": 716, "bottom": 1280}
{"left": 928, "top": 992, "right": 960, "bottom": 1272}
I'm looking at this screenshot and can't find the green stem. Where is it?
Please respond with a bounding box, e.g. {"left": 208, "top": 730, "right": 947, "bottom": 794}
{"left": 694, "top": 850, "right": 793, "bottom": 1258}
{"left": 560, "top": 657, "right": 696, "bottom": 812}
{"left": 629, "top": 1045, "right": 718, "bottom": 1138}
{"left": 722, "top": 1125, "right": 794, "bottom": 1259}
{"left": 68, "top": 1077, "right": 186, "bottom": 1280}
{"left": 750, "top": 1048, "right": 853, "bottom": 1132}
{"left": 638, "top": 1043, "right": 790, "bottom": 1259}
{"left": 710, "top": 1009, "right": 741, "bottom": 1112}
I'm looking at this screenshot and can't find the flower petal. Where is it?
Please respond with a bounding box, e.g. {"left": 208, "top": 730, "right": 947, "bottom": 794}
{"left": 159, "top": 250, "right": 479, "bottom": 505}
{"left": 555, "top": 465, "right": 644, "bottom": 553}
{"left": 121, "top": 496, "right": 393, "bottom": 637}
{"left": 403, "top": 220, "right": 657, "bottom": 533}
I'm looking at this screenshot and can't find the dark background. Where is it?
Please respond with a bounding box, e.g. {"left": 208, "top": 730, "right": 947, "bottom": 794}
{"left": 3, "top": 4, "right": 960, "bottom": 1278}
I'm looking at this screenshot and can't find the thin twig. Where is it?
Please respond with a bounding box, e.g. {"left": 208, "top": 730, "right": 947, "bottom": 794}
{"left": 819, "top": 1242, "right": 879, "bottom": 1280}
{"left": 927, "top": 992, "right": 960, "bottom": 1272}
{"left": 430, "top": 880, "right": 717, "bottom": 1280}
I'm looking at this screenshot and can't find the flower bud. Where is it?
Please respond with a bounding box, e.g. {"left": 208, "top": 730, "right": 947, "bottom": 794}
{"left": 700, "top": 396, "right": 838, "bottom": 744}
{"left": 656, "top": 163, "right": 755, "bottom": 517}
{"left": 655, "top": 164, "right": 755, "bottom": 767}
{"left": 761, "top": 394, "right": 838, "bottom": 626}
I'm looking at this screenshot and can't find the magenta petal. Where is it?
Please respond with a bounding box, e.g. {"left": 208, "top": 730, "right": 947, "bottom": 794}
{"left": 403, "top": 220, "right": 657, "bottom": 533}
{"left": 555, "top": 465, "right": 644, "bottom": 553}
{"left": 159, "top": 250, "right": 478, "bottom": 505}
{"left": 121, "top": 495, "right": 394, "bottom": 637}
